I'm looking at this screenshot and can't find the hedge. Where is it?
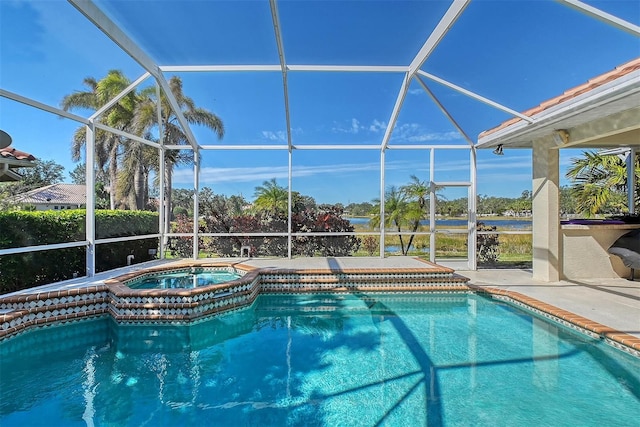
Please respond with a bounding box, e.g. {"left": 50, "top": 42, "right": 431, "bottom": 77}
{"left": 0, "top": 210, "right": 159, "bottom": 293}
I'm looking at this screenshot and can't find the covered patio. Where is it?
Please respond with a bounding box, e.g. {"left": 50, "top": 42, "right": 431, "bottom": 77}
{"left": 477, "top": 58, "right": 640, "bottom": 282}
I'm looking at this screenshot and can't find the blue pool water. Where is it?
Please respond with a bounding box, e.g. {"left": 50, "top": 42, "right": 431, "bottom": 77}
{"left": 1, "top": 293, "right": 638, "bottom": 426}
{"left": 128, "top": 270, "right": 241, "bottom": 289}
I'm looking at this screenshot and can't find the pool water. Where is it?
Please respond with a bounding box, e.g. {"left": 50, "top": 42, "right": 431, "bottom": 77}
{"left": 1, "top": 293, "right": 638, "bottom": 426}
{"left": 127, "top": 270, "right": 241, "bottom": 289}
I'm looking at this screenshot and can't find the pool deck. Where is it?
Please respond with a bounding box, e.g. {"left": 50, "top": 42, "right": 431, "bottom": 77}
{"left": 3, "top": 257, "right": 639, "bottom": 340}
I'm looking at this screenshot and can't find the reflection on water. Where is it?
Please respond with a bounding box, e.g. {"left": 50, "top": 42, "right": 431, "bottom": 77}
{"left": 533, "top": 318, "right": 559, "bottom": 390}
{"left": 1, "top": 294, "right": 638, "bottom": 426}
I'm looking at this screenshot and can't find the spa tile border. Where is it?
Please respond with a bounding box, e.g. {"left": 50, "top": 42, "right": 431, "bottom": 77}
{"left": 0, "top": 261, "right": 466, "bottom": 339}
{"left": 469, "top": 284, "right": 640, "bottom": 358}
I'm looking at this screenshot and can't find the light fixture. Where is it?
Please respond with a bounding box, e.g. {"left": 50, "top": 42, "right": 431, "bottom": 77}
{"left": 492, "top": 144, "right": 504, "bottom": 155}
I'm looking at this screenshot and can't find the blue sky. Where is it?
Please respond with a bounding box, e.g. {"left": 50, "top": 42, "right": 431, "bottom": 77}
{"left": 1, "top": 0, "right": 638, "bottom": 205}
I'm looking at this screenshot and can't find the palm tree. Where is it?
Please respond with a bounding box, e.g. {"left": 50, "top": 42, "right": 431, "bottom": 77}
{"left": 566, "top": 150, "right": 638, "bottom": 216}
{"left": 117, "top": 136, "right": 158, "bottom": 210}
{"left": 135, "top": 76, "right": 224, "bottom": 230}
{"left": 370, "top": 186, "right": 410, "bottom": 254}
{"left": 401, "top": 175, "right": 430, "bottom": 252}
{"left": 62, "top": 70, "right": 137, "bottom": 209}
{"left": 253, "top": 178, "right": 288, "bottom": 213}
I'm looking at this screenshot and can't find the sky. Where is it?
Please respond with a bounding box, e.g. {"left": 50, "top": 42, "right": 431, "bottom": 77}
{"left": 1, "top": 0, "right": 638, "bottom": 205}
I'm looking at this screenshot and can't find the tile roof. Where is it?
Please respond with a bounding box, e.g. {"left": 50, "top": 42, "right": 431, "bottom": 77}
{"left": 15, "top": 184, "right": 87, "bottom": 205}
{"left": 0, "top": 147, "right": 36, "bottom": 161}
{"left": 479, "top": 57, "right": 640, "bottom": 138}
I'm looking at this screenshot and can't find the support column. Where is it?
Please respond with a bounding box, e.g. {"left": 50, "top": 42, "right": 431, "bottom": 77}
{"left": 288, "top": 149, "right": 292, "bottom": 259}
{"left": 379, "top": 149, "right": 385, "bottom": 258}
{"left": 85, "top": 122, "right": 96, "bottom": 277}
{"left": 192, "top": 151, "right": 200, "bottom": 259}
{"left": 468, "top": 148, "right": 477, "bottom": 270}
{"left": 627, "top": 148, "right": 635, "bottom": 214}
{"left": 532, "top": 138, "right": 560, "bottom": 282}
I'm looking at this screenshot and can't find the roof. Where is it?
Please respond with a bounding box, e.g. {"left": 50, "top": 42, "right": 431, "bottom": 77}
{"left": 477, "top": 57, "right": 640, "bottom": 149}
{"left": 0, "top": 147, "right": 36, "bottom": 162}
{"left": 14, "top": 184, "right": 87, "bottom": 205}
{"left": 0, "top": 146, "right": 37, "bottom": 182}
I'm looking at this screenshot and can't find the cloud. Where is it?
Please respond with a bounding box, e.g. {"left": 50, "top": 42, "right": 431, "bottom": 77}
{"left": 332, "top": 118, "right": 363, "bottom": 134}
{"left": 391, "top": 123, "right": 462, "bottom": 143}
{"left": 260, "top": 128, "right": 303, "bottom": 142}
{"left": 173, "top": 159, "right": 417, "bottom": 185}
{"left": 261, "top": 130, "right": 287, "bottom": 142}
{"left": 408, "top": 88, "right": 424, "bottom": 95}
{"left": 369, "top": 119, "right": 387, "bottom": 133}
{"left": 332, "top": 118, "right": 392, "bottom": 135}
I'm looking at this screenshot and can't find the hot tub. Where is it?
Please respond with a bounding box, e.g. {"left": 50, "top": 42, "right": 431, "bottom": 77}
{"left": 127, "top": 270, "right": 242, "bottom": 289}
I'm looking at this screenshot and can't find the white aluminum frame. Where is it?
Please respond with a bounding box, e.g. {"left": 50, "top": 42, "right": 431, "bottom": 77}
{"left": 1, "top": 0, "right": 634, "bottom": 278}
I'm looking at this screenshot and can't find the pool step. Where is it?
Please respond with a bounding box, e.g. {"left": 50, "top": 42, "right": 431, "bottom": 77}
{"left": 259, "top": 269, "right": 470, "bottom": 293}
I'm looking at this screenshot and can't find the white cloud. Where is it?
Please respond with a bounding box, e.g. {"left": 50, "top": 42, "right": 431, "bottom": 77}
{"left": 369, "top": 119, "right": 387, "bottom": 133}
{"left": 172, "top": 159, "right": 417, "bottom": 185}
{"left": 261, "top": 130, "right": 287, "bottom": 142}
{"left": 332, "top": 118, "right": 363, "bottom": 134}
{"left": 390, "top": 123, "right": 462, "bottom": 143}
{"left": 408, "top": 88, "right": 424, "bottom": 95}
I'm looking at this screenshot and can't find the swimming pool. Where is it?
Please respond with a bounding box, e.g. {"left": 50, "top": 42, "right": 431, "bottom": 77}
{"left": 127, "top": 270, "right": 242, "bottom": 289}
{"left": 1, "top": 293, "right": 638, "bottom": 426}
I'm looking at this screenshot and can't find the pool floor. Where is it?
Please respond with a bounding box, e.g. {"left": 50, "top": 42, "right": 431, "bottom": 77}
{"left": 1, "top": 293, "right": 639, "bottom": 426}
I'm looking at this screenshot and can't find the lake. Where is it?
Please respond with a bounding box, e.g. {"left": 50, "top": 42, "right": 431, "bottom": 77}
{"left": 346, "top": 217, "right": 532, "bottom": 230}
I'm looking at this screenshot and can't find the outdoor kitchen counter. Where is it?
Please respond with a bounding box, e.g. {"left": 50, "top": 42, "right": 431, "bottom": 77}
{"left": 561, "top": 222, "right": 640, "bottom": 279}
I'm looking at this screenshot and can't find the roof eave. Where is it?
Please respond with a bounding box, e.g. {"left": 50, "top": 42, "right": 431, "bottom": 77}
{"left": 476, "top": 69, "right": 640, "bottom": 149}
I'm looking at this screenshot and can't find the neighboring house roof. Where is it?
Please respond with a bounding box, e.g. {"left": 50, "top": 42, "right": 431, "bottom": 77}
{"left": 14, "top": 184, "right": 87, "bottom": 205}
{"left": 0, "top": 146, "right": 37, "bottom": 182}
{"left": 0, "top": 147, "right": 36, "bottom": 162}
{"left": 477, "top": 57, "right": 640, "bottom": 149}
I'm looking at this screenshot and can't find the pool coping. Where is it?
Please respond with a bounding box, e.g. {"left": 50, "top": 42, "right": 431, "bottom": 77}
{"left": 0, "top": 260, "right": 638, "bottom": 358}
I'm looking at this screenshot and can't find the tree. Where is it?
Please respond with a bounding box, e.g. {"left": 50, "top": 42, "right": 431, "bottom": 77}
{"left": 437, "top": 198, "right": 467, "bottom": 217}
{"left": 296, "top": 204, "right": 359, "bottom": 256}
{"left": 253, "top": 178, "right": 288, "bottom": 213}
{"left": 61, "top": 70, "right": 138, "bottom": 209}
{"left": 117, "top": 138, "right": 158, "bottom": 210}
{"left": 566, "top": 150, "right": 637, "bottom": 216}
{"left": 69, "top": 162, "right": 110, "bottom": 209}
{"left": 292, "top": 192, "right": 316, "bottom": 213}
{"left": 135, "top": 76, "right": 224, "bottom": 233}
{"left": 69, "top": 163, "right": 86, "bottom": 185}
{"left": 559, "top": 186, "right": 578, "bottom": 216}
{"left": 477, "top": 195, "right": 511, "bottom": 215}
{"left": 345, "top": 201, "right": 374, "bottom": 217}
{"left": 16, "top": 159, "right": 64, "bottom": 189}
{"left": 171, "top": 188, "right": 195, "bottom": 218}
{"left": 401, "top": 175, "right": 430, "bottom": 253}
{"left": 508, "top": 190, "right": 532, "bottom": 216}
{"left": 370, "top": 186, "right": 410, "bottom": 254}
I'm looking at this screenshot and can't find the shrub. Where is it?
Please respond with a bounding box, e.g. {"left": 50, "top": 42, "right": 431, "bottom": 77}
{"left": 362, "top": 236, "right": 378, "bottom": 256}
{"left": 200, "top": 204, "right": 360, "bottom": 257}
{"left": 0, "top": 210, "right": 158, "bottom": 293}
{"left": 168, "top": 214, "right": 201, "bottom": 258}
{"left": 477, "top": 222, "right": 500, "bottom": 265}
